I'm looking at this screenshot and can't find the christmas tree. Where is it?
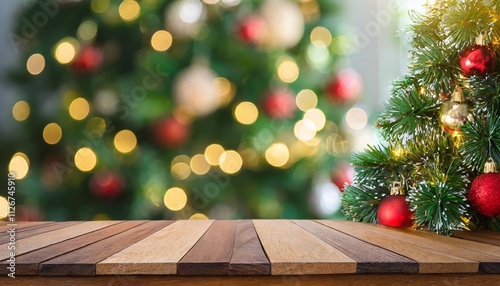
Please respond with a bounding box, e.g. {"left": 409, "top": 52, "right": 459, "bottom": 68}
{"left": 342, "top": 0, "right": 500, "bottom": 235}
{"left": 3, "top": 0, "right": 362, "bottom": 221}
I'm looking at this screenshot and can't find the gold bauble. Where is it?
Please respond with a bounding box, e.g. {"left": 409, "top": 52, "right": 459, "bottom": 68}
{"left": 439, "top": 86, "right": 473, "bottom": 135}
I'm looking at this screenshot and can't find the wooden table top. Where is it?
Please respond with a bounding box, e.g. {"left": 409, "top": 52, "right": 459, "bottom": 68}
{"left": 1, "top": 220, "right": 499, "bottom": 285}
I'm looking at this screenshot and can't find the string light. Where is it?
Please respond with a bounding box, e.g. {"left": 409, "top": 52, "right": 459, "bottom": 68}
{"left": 54, "top": 38, "right": 78, "bottom": 64}
{"left": 190, "top": 154, "right": 210, "bottom": 175}
{"left": 114, "top": 130, "right": 137, "bottom": 153}
{"left": 119, "top": 0, "right": 141, "bottom": 22}
{"left": 164, "top": 187, "right": 187, "bottom": 211}
{"left": 234, "top": 102, "right": 259, "bottom": 125}
{"left": 276, "top": 56, "right": 299, "bottom": 83}
{"left": 43, "top": 123, "right": 63, "bottom": 145}
{"left": 219, "top": 150, "right": 243, "bottom": 174}
{"left": 74, "top": 147, "right": 97, "bottom": 172}
{"left": 9, "top": 152, "right": 30, "bottom": 180}
{"left": 26, "top": 53, "right": 45, "bottom": 75}
{"left": 265, "top": 143, "right": 290, "bottom": 167}
{"left": 205, "top": 144, "right": 225, "bottom": 166}
{"left": 69, "top": 98, "right": 90, "bottom": 120}
{"left": 151, "top": 30, "right": 173, "bottom": 51}
{"left": 12, "top": 101, "right": 30, "bottom": 121}
{"left": 171, "top": 162, "right": 191, "bottom": 180}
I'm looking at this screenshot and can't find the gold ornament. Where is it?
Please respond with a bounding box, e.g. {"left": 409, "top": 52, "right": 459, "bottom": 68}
{"left": 439, "top": 86, "right": 473, "bottom": 135}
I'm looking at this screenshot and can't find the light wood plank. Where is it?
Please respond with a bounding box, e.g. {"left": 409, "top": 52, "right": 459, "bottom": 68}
{"left": 0, "top": 221, "right": 120, "bottom": 260}
{"left": 178, "top": 220, "right": 237, "bottom": 275}
{"left": 97, "top": 220, "right": 214, "bottom": 275}
{"left": 294, "top": 220, "right": 418, "bottom": 273}
{"left": 253, "top": 220, "right": 356, "bottom": 275}
{"left": 0, "top": 221, "right": 53, "bottom": 232}
{"left": 452, "top": 231, "right": 500, "bottom": 247}
{"left": 364, "top": 224, "right": 500, "bottom": 273}
{"left": 39, "top": 221, "right": 170, "bottom": 276}
{"left": 0, "top": 221, "right": 81, "bottom": 244}
{"left": 319, "top": 220, "right": 478, "bottom": 273}
{"left": 229, "top": 220, "right": 271, "bottom": 275}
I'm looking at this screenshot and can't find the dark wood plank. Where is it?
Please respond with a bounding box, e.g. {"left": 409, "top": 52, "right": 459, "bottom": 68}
{"left": 2, "top": 274, "right": 500, "bottom": 286}
{"left": 0, "top": 221, "right": 81, "bottom": 244}
{"left": 0, "top": 221, "right": 146, "bottom": 275}
{"left": 294, "top": 220, "right": 418, "bottom": 273}
{"left": 453, "top": 231, "right": 500, "bottom": 247}
{"left": 229, "top": 220, "right": 270, "bottom": 275}
{"left": 39, "top": 220, "right": 173, "bottom": 276}
{"left": 0, "top": 221, "right": 53, "bottom": 233}
{"left": 178, "top": 220, "right": 237, "bottom": 275}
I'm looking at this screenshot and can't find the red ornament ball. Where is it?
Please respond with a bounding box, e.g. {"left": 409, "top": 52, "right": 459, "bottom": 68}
{"left": 263, "top": 90, "right": 297, "bottom": 119}
{"left": 458, "top": 45, "right": 496, "bottom": 77}
{"left": 71, "top": 46, "right": 103, "bottom": 74}
{"left": 90, "top": 171, "right": 124, "bottom": 199}
{"left": 326, "top": 69, "right": 362, "bottom": 103}
{"left": 377, "top": 195, "right": 414, "bottom": 228}
{"left": 152, "top": 117, "right": 190, "bottom": 149}
{"left": 469, "top": 173, "right": 500, "bottom": 217}
{"left": 331, "top": 164, "right": 354, "bottom": 192}
{"left": 239, "top": 15, "right": 267, "bottom": 45}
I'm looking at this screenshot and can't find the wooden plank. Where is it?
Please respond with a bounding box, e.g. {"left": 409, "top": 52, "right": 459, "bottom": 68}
{"left": 318, "top": 220, "right": 478, "bottom": 273}
{"left": 362, "top": 223, "right": 500, "bottom": 273}
{"left": 0, "top": 221, "right": 53, "bottom": 232}
{"left": 452, "top": 231, "right": 500, "bottom": 247}
{"left": 0, "top": 221, "right": 147, "bottom": 275}
{"left": 0, "top": 221, "right": 82, "bottom": 244}
{"left": 0, "top": 221, "right": 120, "bottom": 260}
{"left": 97, "top": 220, "right": 214, "bottom": 275}
{"left": 252, "top": 220, "right": 356, "bottom": 275}
{"left": 178, "top": 220, "right": 237, "bottom": 275}
{"left": 294, "top": 220, "right": 418, "bottom": 273}
{"left": 229, "top": 220, "right": 271, "bottom": 275}
{"left": 39, "top": 220, "right": 172, "bottom": 276}
{"left": 2, "top": 274, "right": 500, "bottom": 286}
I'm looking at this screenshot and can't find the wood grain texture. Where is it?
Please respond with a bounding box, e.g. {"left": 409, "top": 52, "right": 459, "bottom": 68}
{"left": 178, "top": 220, "right": 237, "bottom": 275}
{"left": 0, "top": 222, "right": 53, "bottom": 232}
{"left": 453, "top": 231, "right": 500, "bottom": 247}
{"left": 0, "top": 221, "right": 146, "bottom": 275}
{"left": 253, "top": 220, "right": 356, "bottom": 275}
{"left": 366, "top": 224, "right": 500, "bottom": 273}
{"left": 39, "top": 220, "right": 171, "bottom": 276}
{"left": 229, "top": 220, "right": 271, "bottom": 275}
{"left": 0, "top": 221, "right": 120, "bottom": 260}
{"left": 2, "top": 274, "right": 499, "bottom": 286}
{"left": 0, "top": 221, "right": 81, "bottom": 244}
{"left": 319, "top": 220, "right": 477, "bottom": 274}
{"left": 294, "top": 220, "right": 418, "bottom": 273}
{"left": 97, "top": 220, "right": 214, "bottom": 275}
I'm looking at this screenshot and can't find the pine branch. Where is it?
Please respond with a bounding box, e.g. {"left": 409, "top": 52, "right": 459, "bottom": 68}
{"left": 461, "top": 114, "right": 500, "bottom": 171}
{"left": 409, "top": 181, "right": 469, "bottom": 235}
{"left": 341, "top": 183, "right": 388, "bottom": 223}
{"left": 469, "top": 74, "right": 500, "bottom": 113}
{"left": 377, "top": 79, "right": 441, "bottom": 140}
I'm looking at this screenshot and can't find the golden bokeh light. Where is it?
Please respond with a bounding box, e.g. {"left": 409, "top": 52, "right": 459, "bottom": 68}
{"left": 114, "top": 129, "right": 137, "bottom": 153}
{"left": 43, "top": 123, "right": 63, "bottom": 145}
{"left": 163, "top": 187, "right": 187, "bottom": 211}
{"left": 9, "top": 152, "right": 30, "bottom": 180}
{"left": 202, "top": 0, "right": 219, "bottom": 5}
{"left": 277, "top": 57, "right": 299, "bottom": 83}
{"left": 171, "top": 162, "right": 191, "bottom": 180}
{"left": 12, "top": 101, "right": 30, "bottom": 121}
{"left": 296, "top": 89, "right": 318, "bottom": 111}
{"left": 190, "top": 154, "right": 210, "bottom": 175}
{"left": 304, "top": 108, "right": 326, "bottom": 131}
{"left": 0, "top": 197, "right": 8, "bottom": 219}
{"left": 119, "top": 0, "right": 140, "bottom": 22}
{"left": 345, "top": 107, "right": 368, "bottom": 130}
{"left": 172, "top": 155, "right": 191, "bottom": 166}
{"left": 219, "top": 150, "right": 243, "bottom": 174}
{"left": 26, "top": 53, "right": 45, "bottom": 75}
{"left": 151, "top": 30, "right": 173, "bottom": 51}
{"left": 74, "top": 147, "right": 97, "bottom": 172}
{"left": 214, "top": 77, "right": 235, "bottom": 107}
{"left": 234, "top": 101, "right": 259, "bottom": 125}
{"left": 310, "top": 26, "right": 332, "bottom": 48}
{"left": 205, "top": 144, "right": 225, "bottom": 166}
{"left": 91, "top": 0, "right": 109, "bottom": 13}
{"left": 294, "top": 119, "right": 317, "bottom": 141}
{"left": 54, "top": 39, "right": 78, "bottom": 64}
{"left": 69, "top": 97, "right": 90, "bottom": 120}
{"left": 77, "top": 20, "right": 98, "bottom": 42}
{"left": 190, "top": 213, "right": 209, "bottom": 220}
{"left": 265, "top": 143, "right": 290, "bottom": 168}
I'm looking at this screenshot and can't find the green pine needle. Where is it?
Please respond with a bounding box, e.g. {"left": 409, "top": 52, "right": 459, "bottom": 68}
{"left": 461, "top": 114, "right": 500, "bottom": 171}
{"left": 341, "top": 183, "right": 388, "bottom": 223}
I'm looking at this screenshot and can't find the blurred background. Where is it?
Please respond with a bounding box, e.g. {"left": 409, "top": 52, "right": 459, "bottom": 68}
{"left": 0, "top": 0, "right": 425, "bottom": 221}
